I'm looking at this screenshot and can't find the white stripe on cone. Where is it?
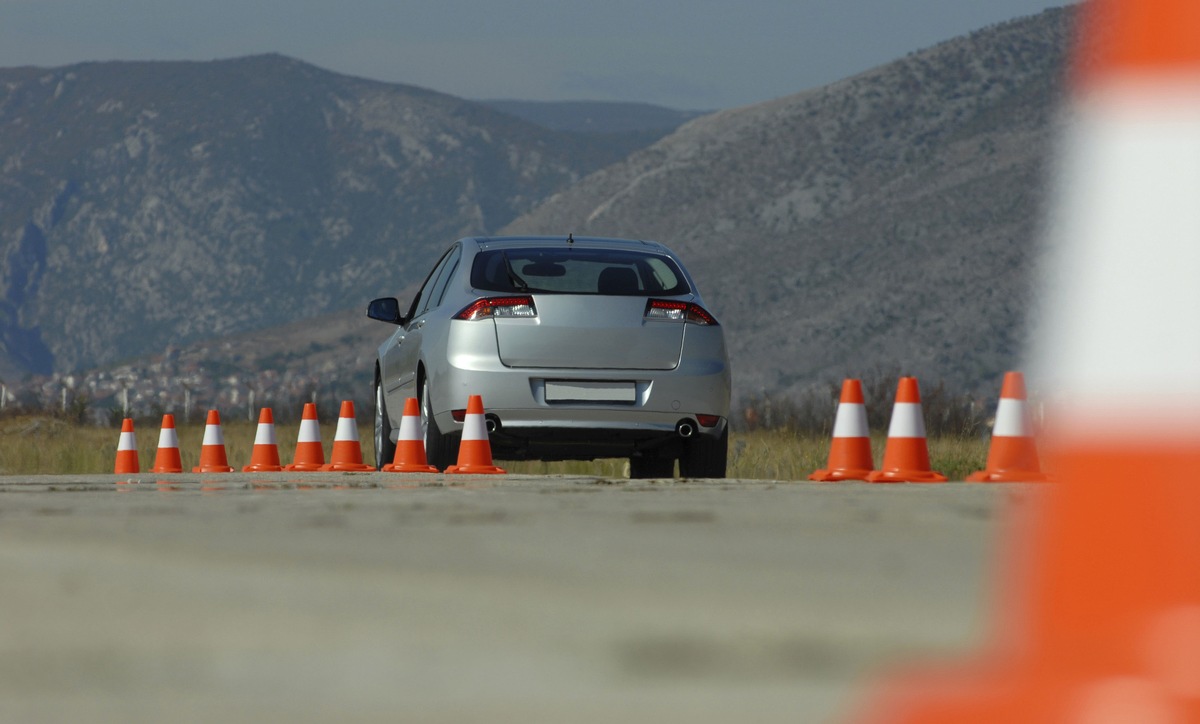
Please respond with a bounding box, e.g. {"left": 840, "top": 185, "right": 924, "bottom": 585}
{"left": 118, "top": 430, "right": 137, "bottom": 451}
{"left": 398, "top": 411, "right": 421, "bottom": 441}
{"left": 254, "top": 422, "right": 277, "bottom": 446}
{"left": 831, "top": 402, "right": 869, "bottom": 438}
{"left": 1033, "top": 88, "right": 1200, "bottom": 433}
{"left": 333, "top": 415, "right": 359, "bottom": 442}
{"left": 202, "top": 423, "right": 225, "bottom": 446}
{"left": 157, "top": 426, "right": 179, "bottom": 449}
{"left": 992, "top": 398, "right": 1033, "bottom": 438}
{"left": 887, "top": 402, "right": 927, "bottom": 438}
{"left": 297, "top": 419, "right": 321, "bottom": 443}
{"left": 461, "top": 412, "right": 488, "bottom": 441}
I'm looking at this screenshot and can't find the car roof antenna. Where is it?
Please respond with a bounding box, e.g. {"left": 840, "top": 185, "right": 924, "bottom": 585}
{"left": 567, "top": 233, "right": 574, "bottom": 244}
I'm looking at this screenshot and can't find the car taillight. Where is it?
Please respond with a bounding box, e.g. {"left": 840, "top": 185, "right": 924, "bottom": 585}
{"left": 455, "top": 296, "right": 537, "bottom": 321}
{"left": 644, "top": 299, "right": 719, "bottom": 326}
{"left": 696, "top": 414, "right": 721, "bottom": 428}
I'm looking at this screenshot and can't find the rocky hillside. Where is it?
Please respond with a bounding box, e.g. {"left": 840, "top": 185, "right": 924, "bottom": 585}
{"left": 480, "top": 99, "right": 710, "bottom": 162}
{"left": 0, "top": 54, "right": 646, "bottom": 379}
{"left": 504, "top": 7, "right": 1074, "bottom": 399}
{"left": 3, "top": 8, "right": 1079, "bottom": 418}
{"left": 481, "top": 100, "right": 708, "bottom": 134}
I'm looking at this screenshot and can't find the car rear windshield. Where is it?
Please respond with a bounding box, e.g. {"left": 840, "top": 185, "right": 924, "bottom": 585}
{"left": 471, "top": 248, "right": 692, "bottom": 295}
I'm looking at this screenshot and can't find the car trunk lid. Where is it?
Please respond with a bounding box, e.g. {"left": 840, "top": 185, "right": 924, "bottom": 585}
{"left": 495, "top": 295, "right": 683, "bottom": 370}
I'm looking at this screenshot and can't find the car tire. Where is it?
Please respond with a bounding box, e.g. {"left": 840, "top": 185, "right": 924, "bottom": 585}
{"left": 679, "top": 427, "right": 728, "bottom": 479}
{"left": 629, "top": 453, "right": 675, "bottom": 479}
{"left": 422, "top": 377, "right": 459, "bottom": 471}
{"left": 374, "top": 372, "right": 397, "bottom": 470}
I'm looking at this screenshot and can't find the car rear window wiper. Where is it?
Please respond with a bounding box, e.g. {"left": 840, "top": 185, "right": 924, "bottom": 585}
{"left": 501, "top": 251, "right": 529, "bottom": 292}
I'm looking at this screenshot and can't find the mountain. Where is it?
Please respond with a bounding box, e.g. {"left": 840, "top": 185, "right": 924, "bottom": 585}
{"left": 481, "top": 99, "right": 710, "bottom": 163}
{"left": 502, "top": 7, "right": 1074, "bottom": 400}
{"left": 0, "top": 54, "right": 641, "bottom": 379}
{"left": 481, "top": 99, "right": 708, "bottom": 134}
{"left": 5, "top": 7, "right": 1077, "bottom": 417}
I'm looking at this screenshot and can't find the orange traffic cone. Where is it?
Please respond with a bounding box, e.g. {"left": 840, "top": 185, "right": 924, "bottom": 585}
{"left": 283, "top": 402, "right": 325, "bottom": 472}
{"left": 150, "top": 413, "right": 183, "bottom": 473}
{"left": 114, "top": 418, "right": 139, "bottom": 474}
{"left": 320, "top": 400, "right": 374, "bottom": 472}
{"left": 865, "top": 377, "right": 947, "bottom": 483}
{"left": 851, "top": 0, "right": 1200, "bottom": 720}
{"left": 192, "top": 409, "right": 234, "bottom": 473}
{"left": 445, "top": 394, "right": 505, "bottom": 474}
{"left": 243, "top": 407, "right": 283, "bottom": 472}
{"left": 809, "top": 379, "right": 874, "bottom": 481}
{"left": 967, "top": 372, "right": 1050, "bottom": 483}
{"left": 382, "top": 397, "right": 438, "bottom": 473}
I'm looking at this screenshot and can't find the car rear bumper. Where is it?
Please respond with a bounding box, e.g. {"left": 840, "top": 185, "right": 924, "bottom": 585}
{"left": 485, "top": 419, "right": 726, "bottom": 461}
{"left": 437, "top": 375, "right": 730, "bottom": 420}
{"left": 426, "top": 339, "right": 728, "bottom": 457}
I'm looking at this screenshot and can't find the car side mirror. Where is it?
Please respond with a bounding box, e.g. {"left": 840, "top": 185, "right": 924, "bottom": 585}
{"left": 367, "top": 297, "right": 405, "bottom": 325}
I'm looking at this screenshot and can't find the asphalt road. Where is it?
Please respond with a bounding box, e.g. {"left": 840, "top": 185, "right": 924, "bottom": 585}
{"left": 0, "top": 472, "right": 1028, "bottom": 723}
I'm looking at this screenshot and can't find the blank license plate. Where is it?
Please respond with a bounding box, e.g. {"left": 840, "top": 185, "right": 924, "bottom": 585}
{"left": 545, "top": 380, "right": 636, "bottom": 403}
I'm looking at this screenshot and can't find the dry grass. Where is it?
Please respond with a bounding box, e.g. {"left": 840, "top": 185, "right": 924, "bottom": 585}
{"left": 0, "top": 416, "right": 989, "bottom": 480}
{"left": 0, "top": 416, "right": 340, "bottom": 476}
{"left": 725, "top": 430, "right": 988, "bottom": 481}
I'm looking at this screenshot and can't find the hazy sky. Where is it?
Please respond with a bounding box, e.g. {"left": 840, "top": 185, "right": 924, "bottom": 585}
{"left": 2, "top": 0, "right": 1064, "bottom": 109}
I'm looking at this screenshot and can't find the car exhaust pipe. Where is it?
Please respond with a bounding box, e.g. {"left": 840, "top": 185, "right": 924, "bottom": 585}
{"left": 676, "top": 420, "right": 695, "bottom": 438}
{"left": 485, "top": 414, "right": 501, "bottom": 434}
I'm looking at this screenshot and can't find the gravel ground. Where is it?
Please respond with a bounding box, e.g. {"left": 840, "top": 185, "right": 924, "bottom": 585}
{"left": 0, "top": 473, "right": 1032, "bottom": 723}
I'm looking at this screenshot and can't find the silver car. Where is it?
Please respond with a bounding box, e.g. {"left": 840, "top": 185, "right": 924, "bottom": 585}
{"left": 367, "top": 235, "right": 731, "bottom": 477}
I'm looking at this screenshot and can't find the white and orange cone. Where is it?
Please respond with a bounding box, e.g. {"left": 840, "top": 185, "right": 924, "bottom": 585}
{"left": 150, "top": 413, "right": 183, "bottom": 474}
{"left": 243, "top": 407, "right": 283, "bottom": 472}
{"left": 966, "top": 372, "right": 1050, "bottom": 483}
{"left": 320, "top": 400, "right": 374, "bottom": 472}
{"left": 445, "top": 394, "right": 505, "bottom": 475}
{"left": 382, "top": 397, "right": 438, "bottom": 473}
{"left": 865, "top": 377, "right": 947, "bottom": 484}
{"left": 192, "top": 409, "right": 234, "bottom": 473}
{"left": 852, "top": 0, "right": 1200, "bottom": 721}
{"left": 283, "top": 402, "right": 325, "bottom": 472}
{"left": 114, "top": 418, "right": 139, "bottom": 474}
{"left": 809, "top": 379, "right": 874, "bottom": 481}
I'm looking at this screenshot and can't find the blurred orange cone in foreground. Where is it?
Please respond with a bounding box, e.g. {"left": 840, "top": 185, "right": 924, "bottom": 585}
{"left": 243, "top": 407, "right": 283, "bottom": 472}
{"left": 283, "top": 402, "right": 324, "bottom": 472}
{"left": 445, "top": 395, "right": 505, "bottom": 475}
{"left": 113, "top": 418, "right": 138, "bottom": 474}
{"left": 809, "top": 379, "right": 874, "bottom": 481}
{"left": 320, "top": 400, "right": 374, "bottom": 472}
{"left": 865, "top": 377, "right": 946, "bottom": 483}
{"left": 967, "top": 372, "right": 1049, "bottom": 483}
{"left": 852, "top": 0, "right": 1200, "bottom": 720}
{"left": 150, "top": 413, "right": 183, "bottom": 474}
{"left": 382, "top": 397, "right": 438, "bottom": 473}
{"left": 192, "top": 409, "right": 234, "bottom": 473}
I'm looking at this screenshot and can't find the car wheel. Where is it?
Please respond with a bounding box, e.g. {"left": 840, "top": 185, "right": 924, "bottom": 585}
{"left": 373, "top": 372, "right": 396, "bottom": 470}
{"left": 421, "top": 377, "right": 459, "bottom": 471}
{"left": 629, "top": 453, "right": 675, "bottom": 479}
{"left": 679, "top": 427, "right": 728, "bottom": 479}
